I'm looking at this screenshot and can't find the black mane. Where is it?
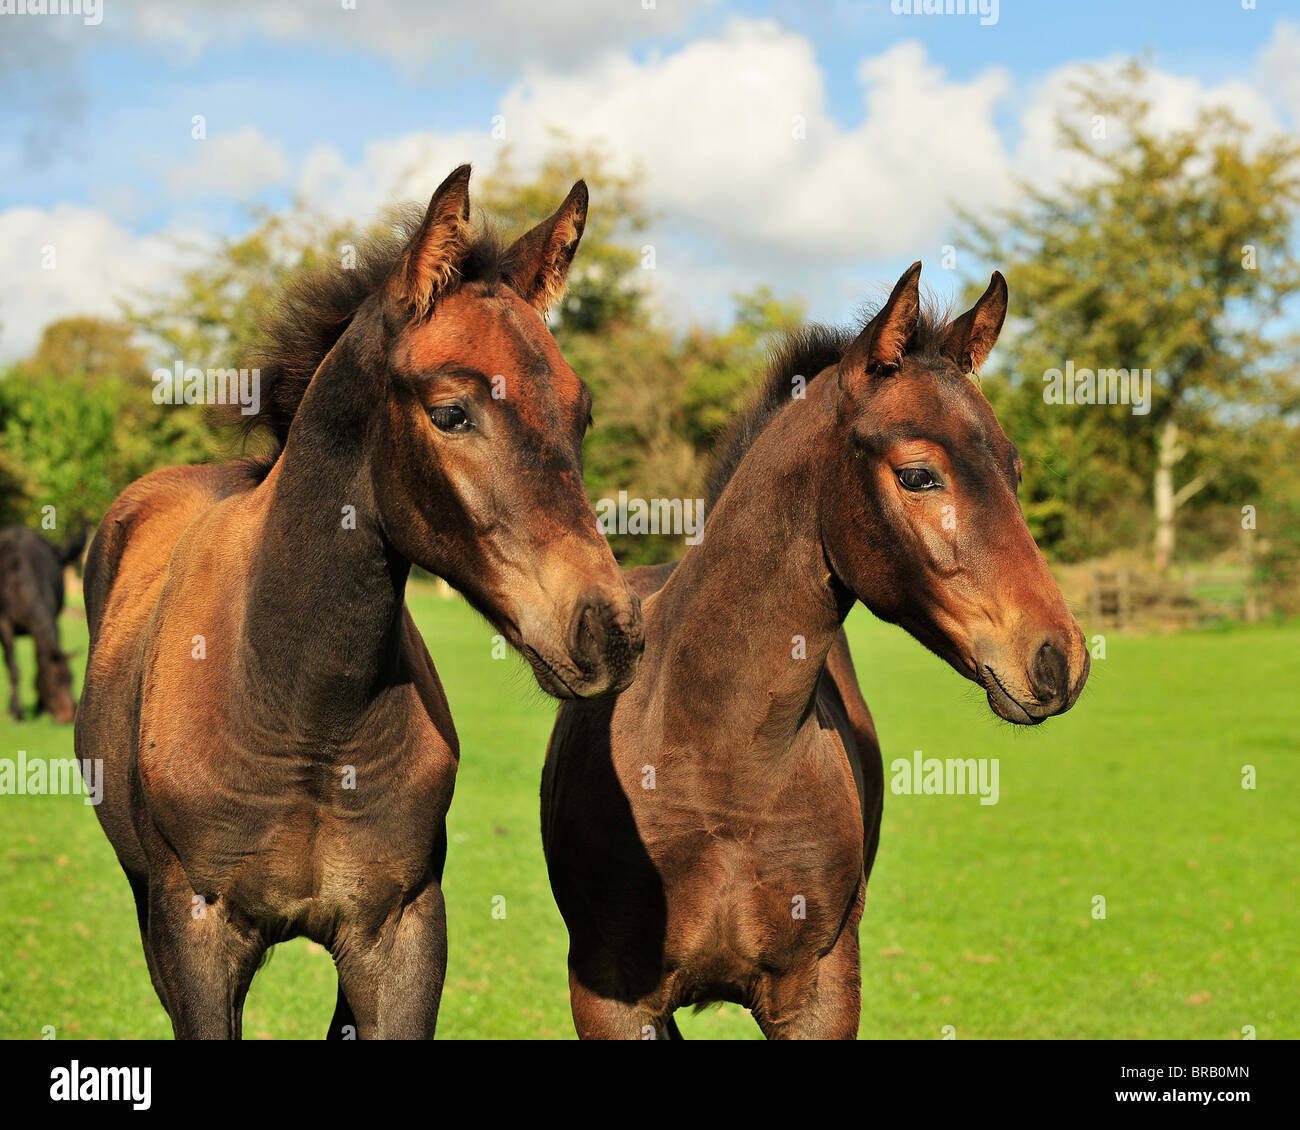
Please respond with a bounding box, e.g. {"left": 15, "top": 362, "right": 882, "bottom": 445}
{"left": 705, "top": 299, "right": 954, "bottom": 512}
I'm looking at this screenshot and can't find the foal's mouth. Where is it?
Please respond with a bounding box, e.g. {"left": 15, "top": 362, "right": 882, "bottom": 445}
{"left": 981, "top": 665, "right": 1046, "bottom": 726}
{"left": 519, "top": 644, "right": 581, "bottom": 699}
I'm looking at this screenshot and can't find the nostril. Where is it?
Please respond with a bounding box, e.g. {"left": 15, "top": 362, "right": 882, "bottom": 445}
{"left": 569, "top": 600, "right": 603, "bottom": 670}
{"left": 1031, "top": 640, "right": 1068, "bottom": 702}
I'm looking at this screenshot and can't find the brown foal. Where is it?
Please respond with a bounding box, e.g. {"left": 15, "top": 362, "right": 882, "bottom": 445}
{"left": 541, "top": 262, "right": 1089, "bottom": 1039}
{"left": 76, "top": 166, "right": 643, "bottom": 1039}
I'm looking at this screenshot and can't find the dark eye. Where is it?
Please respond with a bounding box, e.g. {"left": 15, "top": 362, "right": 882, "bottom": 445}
{"left": 429, "top": 404, "right": 471, "bottom": 433}
{"left": 897, "top": 467, "right": 939, "bottom": 491}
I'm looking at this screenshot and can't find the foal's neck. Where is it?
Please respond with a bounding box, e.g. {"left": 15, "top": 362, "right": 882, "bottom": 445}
{"left": 241, "top": 322, "right": 409, "bottom": 738}
{"left": 651, "top": 374, "right": 845, "bottom": 762}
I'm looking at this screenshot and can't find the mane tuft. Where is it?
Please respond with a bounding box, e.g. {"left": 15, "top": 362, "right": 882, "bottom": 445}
{"left": 233, "top": 206, "right": 507, "bottom": 451}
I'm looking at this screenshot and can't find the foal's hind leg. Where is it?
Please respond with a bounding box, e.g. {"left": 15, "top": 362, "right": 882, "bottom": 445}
{"left": 145, "top": 866, "right": 266, "bottom": 1039}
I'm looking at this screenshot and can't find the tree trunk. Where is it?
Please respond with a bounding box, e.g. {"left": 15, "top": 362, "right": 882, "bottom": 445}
{"left": 1154, "top": 414, "right": 1178, "bottom": 574}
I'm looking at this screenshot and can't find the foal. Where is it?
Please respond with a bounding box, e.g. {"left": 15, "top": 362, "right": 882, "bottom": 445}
{"left": 76, "top": 166, "right": 643, "bottom": 1039}
{"left": 542, "top": 263, "right": 1089, "bottom": 1038}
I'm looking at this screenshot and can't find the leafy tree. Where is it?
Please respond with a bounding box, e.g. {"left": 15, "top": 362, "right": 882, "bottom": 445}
{"left": 960, "top": 61, "right": 1300, "bottom": 570}
{"left": 0, "top": 317, "right": 225, "bottom": 531}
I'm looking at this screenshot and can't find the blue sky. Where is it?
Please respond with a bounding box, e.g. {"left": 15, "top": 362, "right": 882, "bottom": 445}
{"left": 2, "top": 0, "right": 1297, "bottom": 359}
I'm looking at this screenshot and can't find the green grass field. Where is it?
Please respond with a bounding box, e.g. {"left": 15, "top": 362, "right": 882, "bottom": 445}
{"left": 1, "top": 583, "right": 1295, "bottom": 1040}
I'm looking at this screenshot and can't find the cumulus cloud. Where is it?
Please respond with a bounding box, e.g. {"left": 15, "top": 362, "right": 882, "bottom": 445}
{"left": 495, "top": 22, "right": 1012, "bottom": 261}
{"left": 0, "top": 206, "right": 204, "bottom": 362}
{"left": 296, "top": 132, "right": 501, "bottom": 225}
{"left": 102, "top": 0, "right": 705, "bottom": 71}
{"left": 1260, "top": 20, "right": 1300, "bottom": 126}
{"left": 9, "top": 15, "right": 1300, "bottom": 353}
{"left": 1014, "top": 56, "right": 1285, "bottom": 193}
{"left": 165, "top": 127, "right": 291, "bottom": 200}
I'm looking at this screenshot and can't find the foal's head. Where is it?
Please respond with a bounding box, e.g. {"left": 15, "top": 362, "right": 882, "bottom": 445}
{"left": 376, "top": 168, "right": 643, "bottom": 697}
{"left": 36, "top": 648, "right": 75, "bottom": 724}
{"left": 262, "top": 166, "right": 642, "bottom": 698}
{"left": 822, "top": 263, "right": 1088, "bottom": 723}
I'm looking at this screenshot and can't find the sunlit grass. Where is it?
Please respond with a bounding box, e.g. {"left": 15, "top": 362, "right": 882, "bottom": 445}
{"left": 1, "top": 584, "right": 1294, "bottom": 1039}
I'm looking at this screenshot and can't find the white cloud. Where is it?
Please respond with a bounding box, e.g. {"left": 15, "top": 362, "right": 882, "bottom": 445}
{"left": 106, "top": 0, "right": 707, "bottom": 71}
{"left": 1014, "top": 56, "right": 1284, "bottom": 192}
{"left": 496, "top": 22, "right": 1012, "bottom": 261}
{"left": 0, "top": 206, "right": 203, "bottom": 362}
{"left": 165, "top": 127, "right": 290, "bottom": 200}
{"left": 9, "top": 14, "right": 1299, "bottom": 356}
{"left": 277, "top": 18, "right": 1300, "bottom": 328}
{"left": 1260, "top": 20, "right": 1300, "bottom": 126}
{"left": 296, "top": 132, "right": 501, "bottom": 224}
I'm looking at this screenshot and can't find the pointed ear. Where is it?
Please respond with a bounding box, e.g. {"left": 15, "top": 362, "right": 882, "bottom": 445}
{"left": 387, "top": 164, "right": 472, "bottom": 320}
{"left": 941, "top": 271, "right": 1007, "bottom": 375}
{"left": 841, "top": 261, "right": 923, "bottom": 379}
{"left": 503, "top": 180, "right": 588, "bottom": 313}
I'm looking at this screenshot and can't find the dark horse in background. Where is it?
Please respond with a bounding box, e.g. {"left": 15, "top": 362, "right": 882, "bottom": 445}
{"left": 542, "top": 263, "right": 1090, "bottom": 1038}
{"left": 0, "top": 525, "right": 84, "bottom": 723}
{"left": 76, "top": 166, "right": 643, "bottom": 1039}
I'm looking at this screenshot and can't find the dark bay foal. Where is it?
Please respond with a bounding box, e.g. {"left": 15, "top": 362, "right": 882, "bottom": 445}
{"left": 542, "top": 263, "right": 1089, "bottom": 1038}
{"left": 76, "top": 166, "right": 643, "bottom": 1039}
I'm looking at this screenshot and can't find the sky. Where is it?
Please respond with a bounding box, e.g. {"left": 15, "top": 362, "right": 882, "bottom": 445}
{"left": 1, "top": 0, "right": 1298, "bottom": 361}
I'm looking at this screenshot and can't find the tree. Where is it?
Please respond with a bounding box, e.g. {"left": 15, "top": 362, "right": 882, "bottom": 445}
{"left": 960, "top": 61, "right": 1300, "bottom": 571}
{"left": 0, "top": 317, "right": 226, "bottom": 531}
{"left": 477, "top": 139, "right": 651, "bottom": 336}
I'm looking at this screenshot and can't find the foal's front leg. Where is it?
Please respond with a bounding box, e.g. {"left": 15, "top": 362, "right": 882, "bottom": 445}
{"left": 568, "top": 969, "right": 677, "bottom": 1039}
{"left": 0, "top": 621, "right": 22, "bottom": 720}
{"left": 334, "top": 879, "right": 447, "bottom": 1040}
{"left": 145, "top": 864, "right": 266, "bottom": 1040}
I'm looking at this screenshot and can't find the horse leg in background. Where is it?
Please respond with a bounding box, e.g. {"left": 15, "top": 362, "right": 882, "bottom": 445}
{"left": 326, "top": 981, "right": 357, "bottom": 1040}
{"left": 753, "top": 883, "right": 864, "bottom": 1041}
{"left": 145, "top": 861, "right": 266, "bottom": 1040}
{"left": 333, "top": 879, "right": 447, "bottom": 1040}
{"left": 0, "top": 621, "right": 21, "bottom": 720}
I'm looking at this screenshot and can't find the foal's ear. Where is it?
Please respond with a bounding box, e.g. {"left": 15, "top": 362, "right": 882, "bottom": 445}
{"left": 841, "top": 261, "right": 923, "bottom": 380}
{"left": 387, "top": 164, "right": 473, "bottom": 320}
{"left": 941, "top": 271, "right": 1007, "bottom": 375}
{"left": 503, "top": 180, "right": 589, "bottom": 314}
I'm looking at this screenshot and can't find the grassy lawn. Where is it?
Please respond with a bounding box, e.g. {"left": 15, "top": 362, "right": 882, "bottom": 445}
{"left": 1, "top": 583, "right": 1295, "bottom": 1039}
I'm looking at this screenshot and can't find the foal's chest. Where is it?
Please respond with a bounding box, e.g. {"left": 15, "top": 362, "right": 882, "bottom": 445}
{"left": 136, "top": 708, "right": 456, "bottom": 923}
{"left": 640, "top": 748, "right": 865, "bottom": 974}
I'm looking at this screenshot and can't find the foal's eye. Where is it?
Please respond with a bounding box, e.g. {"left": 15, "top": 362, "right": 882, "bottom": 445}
{"left": 897, "top": 467, "right": 939, "bottom": 491}
{"left": 429, "top": 405, "right": 471, "bottom": 433}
